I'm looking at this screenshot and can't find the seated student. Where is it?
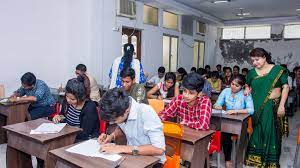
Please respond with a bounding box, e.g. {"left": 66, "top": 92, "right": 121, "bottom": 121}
{"left": 197, "top": 68, "right": 212, "bottom": 97}
{"left": 242, "top": 68, "right": 249, "bottom": 77}
{"left": 222, "top": 67, "right": 233, "bottom": 89}
{"left": 213, "top": 74, "right": 254, "bottom": 168}
{"left": 147, "top": 72, "right": 179, "bottom": 100}
{"left": 233, "top": 65, "right": 240, "bottom": 77}
{"left": 190, "top": 67, "right": 197, "bottom": 73}
{"left": 10, "top": 72, "right": 56, "bottom": 120}
{"left": 176, "top": 67, "right": 188, "bottom": 84}
{"left": 52, "top": 76, "right": 99, "bottom": 142}
{"left": 75, "top": 64, "right": 101, "bottom": 103}
{"left": 98, "top": 88, "right": 166, "bottom": 167}
{"left": 121, "top": 68, "right": 148, "bottom": 104}
{"left": 216, "top": 64, "right": 224, "bottom": 79}
{"left": 147, "top": 66, "right": 165, "bottom": 85}
{"left": 207, "top": 71, "right": 222, "bottom": 93}
{"left": 159, "top": 73, "right": 212, "bottom": 130}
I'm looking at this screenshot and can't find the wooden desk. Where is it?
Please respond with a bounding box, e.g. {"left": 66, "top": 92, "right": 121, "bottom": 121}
{"left": 0, "top": 101, "right": 31, "bottom": 144}
{"left": 49, "top": 143, "right": 160, "bottom": 168}
{"left": 3, "top": 118, "right": 82, "bottom": 168}
{"left": 211, "top": 113, "right": 250, "bottom": 168}
{"left": 165, "top": 126, "right": 215, "bottom": 168}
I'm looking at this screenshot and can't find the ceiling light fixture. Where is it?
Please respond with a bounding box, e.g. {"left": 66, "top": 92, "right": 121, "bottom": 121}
{"left": 296, "top": 9, "right": 300, "bottom": 11}
{"left": 212, "top": 0, "right": 230, "bottom": 4}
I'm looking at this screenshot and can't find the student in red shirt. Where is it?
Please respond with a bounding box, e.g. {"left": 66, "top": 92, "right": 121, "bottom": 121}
{"left": 158, "top": 72, "right": 211, "bottom": 130}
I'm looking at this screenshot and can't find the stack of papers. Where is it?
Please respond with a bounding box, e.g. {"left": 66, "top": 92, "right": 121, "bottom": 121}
{"left": 30, "top": 123, "right": 66, "bottom": 134}
{"left": 66, "top": 139, "right": 122, "bottom": 162}
{"left": 212, "top": 109, "right": 227, "bottom": 114}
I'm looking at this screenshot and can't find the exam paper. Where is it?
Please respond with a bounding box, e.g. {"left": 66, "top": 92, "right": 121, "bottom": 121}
{"left": 66, "top": 139, "right": 122, "bottom": 162}
{"left": 212, "top": 109, "right": 227, "bottom": 114}
{"left": 30, "top": 123, "right": 66, "bottom": 134}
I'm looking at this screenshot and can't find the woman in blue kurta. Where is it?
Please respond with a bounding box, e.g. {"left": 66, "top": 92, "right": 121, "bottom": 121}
{"left": 109, "top": 43, "right": 145, "bottom": 89}
{"left": 214, "top": 74, "right": 254, "bottom": 168}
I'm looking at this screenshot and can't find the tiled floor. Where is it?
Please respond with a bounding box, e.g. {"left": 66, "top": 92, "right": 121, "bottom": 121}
{"left": 1, "top": 110, "right": 299, "bottom": 168}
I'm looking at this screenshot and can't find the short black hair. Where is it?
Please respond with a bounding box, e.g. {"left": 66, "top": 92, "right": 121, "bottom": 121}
{"left": 76, "top": 64, "right": 87, "bottom": 72}
{"left": 158, "top": 66, "right": 165, "bottom": 73}
{"left": 182, "top": 72, "right": 204, "bottom": 93}
{"left": 216, "top": 64, "right": 222, "bottom": 68}
{"left": 190, "top": 67, "right": 197, "bottom": 72}
{"left": 225, "top": 67, "right": 232, "bottom": 72}
{"left": 120, "top": 68, "right": 135, "bottom": 80}
{"left": 233, "top": 65, "right": 240, "bottom": 71}
{"left": 100, "top": 88, "right": 130, "bottom": 122}
{"left": 196, "top": 68, "right": 208, "bottom": 76}
{"left": 210, "top": 71, "right": 219, "bottom": 78}
{"left": 205, "top": 65, "right": 211, "bottom": 69}
{"left": 21, "top": 72, "right": 36, "bottom": 86}
{"left": 242, "top": 68, "right": 249, "bottom": 73}
{"left": 65, "top": 76, "right": 87, "bottom": 102}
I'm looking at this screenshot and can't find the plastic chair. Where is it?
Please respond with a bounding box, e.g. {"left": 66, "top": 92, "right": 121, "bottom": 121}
{"left": 148, "top": 99, "right": 165, "bottom": 113}
{"left": 247, "top": 117, "right": 253, "bottom": 136}
{"left": 208, "top": 131, "right": 221, "bottom": 168}
{"left": 48, "top": 103, "right": 61, "bottom": 119}
{"left": 96, "top": 107, "right": 107, "bottom": 134}
{"left": 294, "top": 127, "right": 300, "bottom": 167}
{"left": 162, "top": 121, "right": 183, "bottom": 168}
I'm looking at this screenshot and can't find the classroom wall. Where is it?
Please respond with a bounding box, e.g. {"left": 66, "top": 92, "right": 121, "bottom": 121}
{"left": 0, "top": 0, "right": 218, "bottom": 96}
{"left": 214, "top": 24, "right": 300, "bottom": 71}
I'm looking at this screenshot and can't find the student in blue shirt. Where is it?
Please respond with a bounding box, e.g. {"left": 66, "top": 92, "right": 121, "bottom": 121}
{"left": 10, "top": 72, "right": 56, "bottom": 120}
{"left": 98, "top": 88, "right": 166, "bottom": 168}
{"left": 213, "top": 74, "right": 254, "bottom": 168}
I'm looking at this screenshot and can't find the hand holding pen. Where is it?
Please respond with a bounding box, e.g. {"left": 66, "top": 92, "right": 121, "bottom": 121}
{"left": 98, "top": 133, "right": 114, "bottom": 144}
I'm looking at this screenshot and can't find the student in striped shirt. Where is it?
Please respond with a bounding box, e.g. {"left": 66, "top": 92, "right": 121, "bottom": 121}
{"left": 53, "top": 76, "right": 99, "bottom": 142}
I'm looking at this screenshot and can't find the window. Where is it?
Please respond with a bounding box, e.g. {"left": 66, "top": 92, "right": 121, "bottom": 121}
{"left": 245, "top": 26, "right": 271, "bottom": 39}
{"left": 196, "top": 21, "right": 206, "bottom": 34}
{"left": 193, "top": 41, "right": 205, "bottom": 68}
{"left": 163, "top": 35, "right": 178, "bottom": 72}
{"left": 143, "top": 5, "right": 158, "bottom": 26}
{"left": 284, "top": 24, "right": 300, "bottom": 39}
{"left": 163, "top": 11, "right": 178, "bottom": 30}
{"left": 222, "top": 27, "right": 244, "bottom": 39}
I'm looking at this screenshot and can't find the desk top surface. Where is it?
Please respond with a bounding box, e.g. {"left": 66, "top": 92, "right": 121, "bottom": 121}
{"left": 180, "top": 126, "right": 215, "bottom": 144}
{"left": 3, "top": 118, "right": 82, "bottom": 143}
{"left": 50, "top": 143, "right": 160, "bottom": 168}
{"left": 0, "top": 100, "right": 31, "bottom": 106}
{"left": 211, "top": 113, "right": 250, "bottom": 121}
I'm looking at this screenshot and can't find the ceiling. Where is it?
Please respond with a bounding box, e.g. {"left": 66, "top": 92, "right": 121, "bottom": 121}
{"left": 174, "top": 0, "right": 300, "bottom": 21}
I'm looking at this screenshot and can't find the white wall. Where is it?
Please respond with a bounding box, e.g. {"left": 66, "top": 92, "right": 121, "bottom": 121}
{"left": 0, "top": 0, "right": 218, "bottom": 96}
{"left": 0, "top": 0, "right": 69, "bottom": 95}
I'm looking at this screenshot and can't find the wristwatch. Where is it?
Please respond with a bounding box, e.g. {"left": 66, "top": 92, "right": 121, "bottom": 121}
{"left": 132, "top": 146, "right": 139, "bottom": 156}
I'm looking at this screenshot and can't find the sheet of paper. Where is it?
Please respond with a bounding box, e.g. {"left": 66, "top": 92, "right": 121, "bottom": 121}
{"left": 30, "top": 123, "right": 66, "bottom": 134}
{"left": 163, "top": 99, "right": 171, "bottom": 104}
{"left": 0, "top": 98, "right": 8, "bottom": 103}
{"left": 66, "top": 139, "right": 122, "bottom": 162}
{"left": 212, "top": 109, "right": 227, "bottom": 114}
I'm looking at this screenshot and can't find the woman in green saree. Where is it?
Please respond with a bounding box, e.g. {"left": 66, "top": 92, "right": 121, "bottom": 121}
{"left": 244, "top": 48, "right": 289, "bottom": 168}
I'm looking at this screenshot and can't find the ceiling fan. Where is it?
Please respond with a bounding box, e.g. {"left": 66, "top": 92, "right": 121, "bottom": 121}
{"left": 236, "top": 8, "right": 251, "bottom": 19}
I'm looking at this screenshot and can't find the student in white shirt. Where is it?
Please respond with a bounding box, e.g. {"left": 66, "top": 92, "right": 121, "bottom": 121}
{"left": 147, "top": 66, "right": 165, "bottom": 85}
{"left": 98, "top": 88, "right": 166, "bottom": 167}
